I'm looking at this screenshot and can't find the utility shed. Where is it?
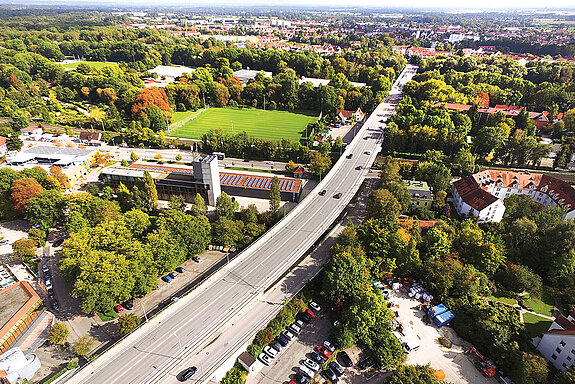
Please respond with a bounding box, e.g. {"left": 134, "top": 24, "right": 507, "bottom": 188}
{"left": 237, "top": 351, "right": 257, "bottom": 373}
{"left": 432, "top": 310, "right": 455, "bottom": 328}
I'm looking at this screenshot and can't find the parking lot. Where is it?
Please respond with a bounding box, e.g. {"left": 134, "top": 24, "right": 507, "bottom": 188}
{"left": 388, "top": 286, "right": 495, "bottom": 384}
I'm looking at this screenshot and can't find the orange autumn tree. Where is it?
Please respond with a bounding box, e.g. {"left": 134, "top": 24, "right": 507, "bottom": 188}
{"left": 131, "top": 87, "right": 171, "bottom": 118}
{"left": 474, "top": 91, "right": 490, "bottom": 107}
{"left": 10, "top": 178, "right": 43, "bottom": 213}
{"left": 50, "top": 166, "right": 69, "bottom": 188}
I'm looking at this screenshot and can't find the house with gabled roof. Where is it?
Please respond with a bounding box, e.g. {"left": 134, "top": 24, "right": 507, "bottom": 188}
{"left": 534, "top": 311, "right": 575, "bottom": 372}
{"left": 335, "top": 108, "right": 364, "bottom": 124}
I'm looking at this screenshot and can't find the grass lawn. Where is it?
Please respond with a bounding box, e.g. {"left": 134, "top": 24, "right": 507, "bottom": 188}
{"left": 488, "top": 291, "right": 518, "bottom": 306}
{"left": 169, "top": 107, "right": 318, "bottom": 141}
{"left": 97, "top": 309, "right": 119, "bottom": 322}
{"left": 523, "top": 291, "right": 555, "bottom": 317}
{"left": 61, "top": 61, "right": 118, "bottom": 70}
{"left": 523, "top": 312, "right": 553, "bottom": 338}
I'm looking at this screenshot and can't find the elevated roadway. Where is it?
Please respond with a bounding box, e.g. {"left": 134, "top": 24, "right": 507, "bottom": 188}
{"left": 64, "top": 64, "right": 418, "bottom": 384}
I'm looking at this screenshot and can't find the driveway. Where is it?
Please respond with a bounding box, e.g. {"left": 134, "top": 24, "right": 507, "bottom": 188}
{"left": 389, "top": 288, "right": 495, "bottom": 384}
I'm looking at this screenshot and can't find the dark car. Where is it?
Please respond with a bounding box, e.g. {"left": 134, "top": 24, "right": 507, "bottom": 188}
{"left": 276, "top": 335, "right": 289, "bottom": 347}
{"left": 318, "top": 189, "right": 327, "bottom": 196}
{"left": 310, "top": 351, "right": 326, "bottom": 365}
{"left": 162, "top": 275, "right": 173, "bottom": 283}
{"left": 50, "top": 298, "right": 60, "bottom": 310}
{"left": 297, "top": 312, "right": 312, "bottom": 323}
{"left": 181, "top": 366, "right": 197, "bottom": 380}
{"left": 346, "top": 154, "right": 353, "bottom": 159}
{"left": 358, "top": 357, "right": 374, "bottom": 370}
{"left": 293, "top": 373, "right": 308, "bottom": 384}
{"left": 122, "top": 300, "right": 134, "bottom": 310}
{"left": 192, "top": 256, "right": 202, "bottom": 263}
{"left": 355, "top": 166, "right": 362, "bottom": 170}
{"left": 175, "top": 266, "right": 185, "bottom": 273}
{"left": 337, "top": 351, "right": 353, "bottom": 367}
{"left": 53, "top": 239, "right": 64, "bottom": 247}
{"left": 329, "top": 361, "right": 344, "bottom": 377}
{"left": 169, "top": 272, "right": 178, "bottom": 279}
{"left": 47, "top": 288, "right": 55, "bottom": 299}
{"left": 270, "top": 341, "right": 282, "bottom": 353}
{"left": 322, "top": 368, "right": 337, "bottom": 382}
{"left": 333, "top": 193, "right": 342, "bottom": 199}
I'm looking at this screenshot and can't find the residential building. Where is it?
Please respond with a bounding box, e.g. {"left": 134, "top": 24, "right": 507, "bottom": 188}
{"left": 0, "top": 137, "right": 7, "bottom": 156}
{"left": 335, "top": 108, "right": 365, "bottom": 124}
{"left": 19, "top": 127, "right": 43, "bottom": 137}
{"left": 452, "top": 170, "right": 575, "bottom": 222}
{"left": 404, "top": 180, "right": 433, "bottom": 209}
{"left": 535, "top": 311, "right": 575, "bottom": 372}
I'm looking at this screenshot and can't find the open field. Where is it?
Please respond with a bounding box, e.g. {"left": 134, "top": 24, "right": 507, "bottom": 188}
{"left": 169, "top": 107, "right": 318, "bottom": 141}
{"left": 61, "top": 61, "right": 118, "bottom": 70}
{"left": 523, "top": 292, "right": 555, "bottom": 317}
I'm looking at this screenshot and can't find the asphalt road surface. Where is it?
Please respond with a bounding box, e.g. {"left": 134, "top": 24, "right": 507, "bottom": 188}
{"left": 64, "top": 64, "right": 418, "bottom": 384}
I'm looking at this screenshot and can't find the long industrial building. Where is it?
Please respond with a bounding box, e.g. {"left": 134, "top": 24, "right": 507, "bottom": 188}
{"left": 99, "top": 157, "right": 302, "bottom": 205}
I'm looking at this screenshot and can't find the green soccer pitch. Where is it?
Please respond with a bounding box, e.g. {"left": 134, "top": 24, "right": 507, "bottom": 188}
{"left": 169, "top": 108, "right": 318, "bottom": 141}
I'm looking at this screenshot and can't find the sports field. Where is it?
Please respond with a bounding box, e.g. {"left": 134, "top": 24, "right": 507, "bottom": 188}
{"left": 169, "top": 108, "right": 318, "bottom": 141}
{"left": 61, "top": 61, "right": 118, "bottom": 70}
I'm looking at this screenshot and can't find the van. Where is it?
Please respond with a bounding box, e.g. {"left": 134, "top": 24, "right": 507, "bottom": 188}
{"left": 403, "top": 337, "right": 420, "bottom": 353}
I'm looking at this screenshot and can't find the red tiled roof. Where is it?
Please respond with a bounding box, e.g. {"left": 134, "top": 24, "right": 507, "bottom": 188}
{"left": 435, "top": 102, "right": 472, "bottom": 111}
{"left": 293, "top": 166, "right": 304, "bottom": 174}
{"left": 453, "top": 176, "right": 499, "bottom": 211}
{"left": 336, "top": 110, "right": 355, "bottom": 118}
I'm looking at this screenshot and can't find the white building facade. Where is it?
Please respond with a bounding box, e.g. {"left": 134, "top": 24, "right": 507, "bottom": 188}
{"left": 535, "top": 311, "right": 575, "bottom": 372}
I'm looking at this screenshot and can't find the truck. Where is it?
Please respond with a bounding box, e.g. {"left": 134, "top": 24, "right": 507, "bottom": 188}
{"left": 468, "top": 347, "right": 496, "bottom": 377}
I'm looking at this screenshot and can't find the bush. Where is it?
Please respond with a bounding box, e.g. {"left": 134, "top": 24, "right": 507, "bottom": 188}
{"left": 66, "top": 359, "right": 79, "bottom": 369}
{"left": 47, "top": 322, "right": 70, "bottom": 345}
{"left": 220, "top": 364, "right": 247, "bottom": 384}
{"left": 73, "top": 335, "right": 96, "bottom": 357}
{"left": 117, "top": 314, "right": 142, "bottom": 336}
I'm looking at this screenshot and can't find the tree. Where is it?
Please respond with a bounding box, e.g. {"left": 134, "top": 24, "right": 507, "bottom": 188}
{"left": 142, "top": 171, "right": 158, "bottom": 210}
{"left": 10, "top": 178, "right": 43, "bottom": 213}
{"left": 121, "top": 159, "right": 129, "bottom": 167}
{"left": 309, "top": 151, "right": 332, "bottom": 177}
{"left": 25, "top": 189, "right": 66, "bottom": 227}
{"left": 495, "top": 263, "right": 542, "bottom": 294}
{"left": 12, "top": 238, "right": 37, "bottom": 263}
{"left": 322, "top": 251, "right": 368, "bottom": 304}
{"left": 73, "top": 335, "right": 96, "bottom": 357}
{"left": 29, "top": 228, "right": 46, "bottom": 247}
{"left": 11, "top": 110, "right": 29, "bottom": 130}
{"left": 190, "top": 193, "right": 207, "bottom": 216}
{"left": 563, "top": 108, "right": 575, "bottom": 132}
{"left": 269, "top": 176, "right": 281, "bottom": 215}
{"left": 385, "top": 364, "right": 447, "bottom": 384}
{"left": 168, "top": 195, "right": 186, "bottom": 211}
{"left": 216, "top": 192, "right": 237, "bottom": 220}
{"left": 366, "top": 189, "right": 401, "bottom": 222}
{"left": 285, "top": 160, "right": 296, "bottom": 172}
{"left": 130, "top": 152, "right": 139, "bottom": 162}
{"left": 47, "top": 322, "right": 70, "bottom": 345}
{"left": 117, "top": 314, "right": 142, "bottom": 336}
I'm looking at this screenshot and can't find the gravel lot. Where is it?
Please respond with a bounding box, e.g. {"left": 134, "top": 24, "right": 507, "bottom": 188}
{"left": 389, "top": 287, "right": 496, "bottom": 384}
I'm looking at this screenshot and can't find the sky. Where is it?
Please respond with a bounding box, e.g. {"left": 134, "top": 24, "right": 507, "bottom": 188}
{"left": 5, "top": 0, "right": 575, "bottom": 10}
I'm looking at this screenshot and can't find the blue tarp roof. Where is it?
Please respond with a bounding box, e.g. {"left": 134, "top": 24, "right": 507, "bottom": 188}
{"left": 429, "top": 304, "right": 449, "bottom": 318}
{"left": 433, "top": 310, "right": 455, "bottom": 327}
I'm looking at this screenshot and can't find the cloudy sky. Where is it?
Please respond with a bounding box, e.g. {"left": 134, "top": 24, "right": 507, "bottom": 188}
{"left": 5, "top": 0, "right": 575, "bottom": 9}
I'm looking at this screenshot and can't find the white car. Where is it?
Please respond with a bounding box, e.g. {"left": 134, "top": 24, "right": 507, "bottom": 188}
{"left": 295, "top": 319, "right": 305, "bottom": 328}
{"left": 281, "top": 329, "right": 295, "bottom": 341}
{"left": 299, "top": 364, "right": 315, "bottom": 378}
{"left": 323, "top": 340, "right": 336, "bottom": 352}
{"left": 263, "top": 345, "right": 277, "bottom": 358}
{"left": 303, "top": 358, "right": 320, "bottom": 372}
{"left": 45, "top": 279, "right": 53, "bottom": 290}
{"left": 258, "top": 352, "right": 272, "bottom": 366}
{"left": 309, "top": 301, "right": 321, "bottom": 312}
{"left": 288, "top": 323, "right": 302, "bottom": 335}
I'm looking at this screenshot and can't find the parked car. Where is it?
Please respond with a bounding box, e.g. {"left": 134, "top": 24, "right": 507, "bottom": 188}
{"left": 293, "top": 372, "right": 308, "bottom": 384}
{"left": 270, "top": 341, "right": 282, "bottom": 353}
{"left": 297, "top": 312, "right": 312, "bottom": 323}
{"left": 338, "top": 351, "right": 353, "bottom": 367}
{"left": 258, "top": 352, "right": 272, "bottom": 366}
{"left": 47, "top": 288, "right": 55, "bottom": 299}
{"left": 175, "top": 266, "right": 185, "bottom": 273}
{"left": 192, "top": 256, "right": 202, "bottom": 263}
{"left": 288, "top": 323, "right": 302, "bottom": 335}
{"left": 0, "top": 239, "right": 9, "bottom": 245}
{"left": 162, "top": 275, "right": 173, "bottom": 283}
{"left": 358, "top": 357, "right": 374, "bottom": 370}
{"left": 122, "top": 300, "right": 134, "bottom": 310}
{"left": 281, "top": 329, "right": 295, "bottom": 341}
{"left": 322, "top": 368, "right": 337, "bottom": 382}
{"left": 114, "top": 304, "right": 124, "bottom": 313}
{"left": 318, "top": 189, "right": 327, "bottom": 196}
{"left": 333, "top": 193, "right": 342, "bottom": 199}
{"left": 45, "top": 279, "right": 53, "bottom": 290}
{"left": 263, "top": 345, "right": 277, "bottom": 358}
{"left": 295, "top": 319, "right": 305, "bottom": 328}
{"left": 304, "top": 309, "right": 316, "bottom": 319}
{"left": 318, "top": 346, "right": 332, "bottom": 359}
{"left": 303, "top": 358, "right": 320, "bottom": 372}
{"left": 50, "top": 298, "right": 60, "bottom": 310}
{"left": 168, "top": 272, "right": 178, "bottom": 279}
{"left": 42, "top": 264, "right": 49, "bottom": 273}
{"left": 181, "top": 366, "right": 197, "bottom": 380}
{"left": 329, "top": 361, "right": 345, "bottom": 377}
{"left": 323, "top": 340, "right": 336, "bottom": 352}
{"left": 310, "top": 351, "right": 326, "bottom": 365}
{"left": 299, "top": 364, "right": 315, "bottom": 378}
{"left": 276, "top": 335, "right": 289, "bottom": 347}
{"left": 53, "top": 238, "right": 64, "bottom": 247}
{"left": 309, "top": 301, "right": 321, "bottom": 312}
